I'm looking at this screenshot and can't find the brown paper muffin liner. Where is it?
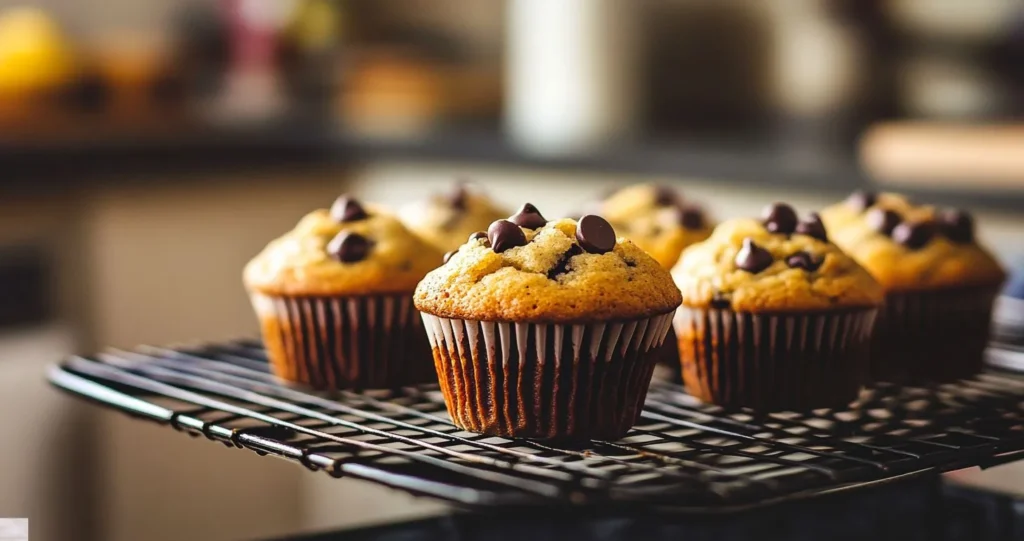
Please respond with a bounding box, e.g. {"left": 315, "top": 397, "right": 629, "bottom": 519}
{"left": 421, "top": 312, "right": 675, "bottom": 441}
{"left": 251, "top": 293, "right": 435, "bottom": 390}
{"left": 674, "top": 307, "right": 878, "bottom": 412}
{"left": 652, "top": 328, "right": 683, "bottom": 383}
{"left": 871, "top": 287, "right": 1000, "bottom": 384}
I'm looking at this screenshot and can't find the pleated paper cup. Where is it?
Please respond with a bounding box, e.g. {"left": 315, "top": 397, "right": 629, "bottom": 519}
{"left": 871, "top": 287, "right": 1000, "bottom": 384}
{"left": 421, "top": 311, "right": 676, "bottom": 441}
{"left": 251, "top": 292, "right": 435, "bottom": 390}
{"left": 674, "top": 307, "right": 878, "bottom": 412}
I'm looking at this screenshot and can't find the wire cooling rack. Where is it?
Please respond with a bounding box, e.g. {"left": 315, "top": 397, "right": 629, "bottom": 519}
{"left": 48, "top": 339, "right": 1024, "bottom": 512}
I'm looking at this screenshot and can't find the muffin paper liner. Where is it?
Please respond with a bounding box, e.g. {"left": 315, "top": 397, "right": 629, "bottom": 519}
{"left": 421, "top": 312, "right": 676, "bottom": 440}
{"left": 674, "top": 307, "right": 878, "bottom": 412}
{"left": 872, "top": 287, "right": 1000, "bottom": 384}
{"left": 251, "top": 293, "right": 435, "bottom": 390}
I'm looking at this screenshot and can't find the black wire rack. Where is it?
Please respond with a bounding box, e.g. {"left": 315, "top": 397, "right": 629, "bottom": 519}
{"left": 47, "top": 339, "right": 1024, "bottom": 512}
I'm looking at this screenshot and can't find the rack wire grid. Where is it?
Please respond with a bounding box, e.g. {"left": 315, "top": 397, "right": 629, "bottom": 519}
{"left": 48, "top": 339, "right": 1024, "bottom": 512}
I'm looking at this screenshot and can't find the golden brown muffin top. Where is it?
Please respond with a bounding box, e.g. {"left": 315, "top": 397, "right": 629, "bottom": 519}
{"left": 821, "top": 191, "right": 1005, "bottom": 291}
{"left": 672, "top": 204, "right": 884, "bottom": 313}
{"left": 414, "top": 206, "right": 682, "bottom": 323}
{"left": 399, "top": 182, "right": 508, "bottom": 252}
{"left": 244, "top": 195, "right": 444, "bottom": 296}
{"left": 598, "top": 183, "right": 713, "bottom": 269}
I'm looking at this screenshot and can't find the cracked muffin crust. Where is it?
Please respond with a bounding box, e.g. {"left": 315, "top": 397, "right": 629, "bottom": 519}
{"left": 598, "top": 184, "right": 713, "bottom": 270}
{"left": 414, "top": 215, "right": 682, "bottom": 323}
{"left": 245, "top": 199, "right": 444, "bottom": 297}
{"left": 820, "top": 191, "right": 1005, "bottom": 291}
{"left": 672, "top": 215, "right": 883, "bottom": 313}
{"left": 399, "top": 182, "right": 508, "bottom": 253}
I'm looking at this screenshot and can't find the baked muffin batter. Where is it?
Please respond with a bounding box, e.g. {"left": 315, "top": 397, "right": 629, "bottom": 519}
{"left": 673, "top": 215, "right": 883, "bottom": 312}
{"left": 245, "top": 197, "right": 443, "bottom": 297}
{"left": 416, "top": 216, "right": 681, "bottom": 323}
{"left": 400, "top": 182, "right": 508, "bottom": 252}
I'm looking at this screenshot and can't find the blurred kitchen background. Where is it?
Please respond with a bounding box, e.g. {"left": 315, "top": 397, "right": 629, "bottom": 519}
{"left": 1, "top": 0, "right": 1023, "bottom": 540}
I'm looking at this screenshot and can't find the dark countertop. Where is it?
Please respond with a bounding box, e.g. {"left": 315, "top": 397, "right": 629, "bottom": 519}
{"left": 3, "top": 123, "right": 1022, "bottom": 212}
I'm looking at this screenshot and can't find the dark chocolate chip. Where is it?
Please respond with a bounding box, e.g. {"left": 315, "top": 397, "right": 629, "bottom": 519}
{"left": 487, "top": 220, "right": 527, "bottom": 253}
{"left": 937, "top": 208, "right": 974, "bottom": 243}
{"left": 785, "top": 251, "right": 823, "bottom": 272}
{"left": 546, "top": 244, "right": 584, "bottom": 279}
{"left": 867, "top": 208, "right": 901, "bottom": 236}
{"left": 710, "top": 292, "right": 731, "bottom": 309}
{"left": 654, "top": 185, "right": 680, "bottom": 207}
{"left": 330, "top": 195, "right": 369, "bottom": 223}
{"left": 327, "top": 232, "right": 372, "bottom": 263}
{"left": 795, "top": 212, "right": 828, "bottom": 242}
{"left": 892, "top": 221, "right": 936, "bottom": 250}
{"left": 509, "top": 202, "right": 548, "bottom": 230}
{"left": 677, "top": 205, "right": 705, "bottom": 230}
{"left": 576, "top": 215, "right": 616, "bottom": 254}
{"left": 735, "top": 238, "right": 773, "bottom": 273}
{"left": 468, "top": 231, "right": 488, "bottom": 242}
{"left": 448, "top": 181, "right": 469, "bottom": 210}
{"left": 846, "top": 190, "right": 877, "bottom": 212}
{"left": 443, "top": 250, "right": 457, "bottom": 264}
{"left": 761, "top": 203, "right": 798, "bottom": 234}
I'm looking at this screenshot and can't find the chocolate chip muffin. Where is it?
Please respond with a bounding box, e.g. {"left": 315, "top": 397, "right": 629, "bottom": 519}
{"left": 598, "top": 183, "right": 713, "bottom": 270}
{"left": 821, "top": 191, "right": 1006, "bottom": 383}
{"left": 399, "top": 181, "right": 509, "bottom": 252}
{"left": 415, "top": 203, "right": 682, "bottom": 440}
{"left": 244, "top": 195, "right": 444, "bottom": 389}
{"left": 672, "top": 203, "right": 884, "bottom": 411}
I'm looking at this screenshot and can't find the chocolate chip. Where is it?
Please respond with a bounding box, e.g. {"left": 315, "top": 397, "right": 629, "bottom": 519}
{"left": 892, "top": 221, "right": 936, "bottom": 250}
{"left": 448, "top": 181, "right": 469, "bottom": 210}
{"left": 327, "top": 232, "right": 372, "bottom": 262}
{"left": 761, "top": 203, "right": 798, "bottom": 234}
{"left": 735, "top": 238, "right": 773, "bottom": 273}
{"left": 576, "top": 215, "right": 616, "bottom": 254}
{"left": 487, "top": 220, "right": 527, "bottom": 253}
{"left": 468, "top": 231, "right": 488, "bottom": 242}
{"left": 330, "top": 196, "right": 369, "bottom": 223}
{"left": 786, "top": 251, "right": 823, "bottom": 272}
{"left": 677, "top": 205, "right": 705, "bottom": 230}
{"left": 710, "top": 292, "right": 731, "bottom": 309}
{"left": 546, "top": 244, "right": 584, "bottom": 279}
{"left": 443, "top": 250, "right": 457, "bottom": 264}
{"left": 846, "top": 190, "right": 877, "bottom": 212}
{"left": 509, "top": 202, "right": 548, "bottom": 230}
{"left": 794, "top": 212, "right": 828, "bottom": 242}
{"left": 867, "top": 208, "right": 901, "bottom": 236}
{"left": 937, "top": 208, "right": 974, "bottom": 243}
{"left": 654, "top": 185, "right": 680, "bottom": 207}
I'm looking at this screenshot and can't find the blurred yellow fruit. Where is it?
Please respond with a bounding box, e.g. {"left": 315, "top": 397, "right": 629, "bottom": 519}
{"left": 0, "top": 7, "right": 75, "bottom": 96}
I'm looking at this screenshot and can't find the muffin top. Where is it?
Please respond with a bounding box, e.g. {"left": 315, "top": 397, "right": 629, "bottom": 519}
{"left": 821, "top": 191, "right": 1005, "bottom": 291}
{"left": 597, "top": 183, "right": 713, "bottom": 269}
{"left": 415, "top": 203, "right": 682, "bottom": 323}
{"left": 399, "top": 182, "right": 508, "bottom": 252}
{"left": 672, "top": 203, "right": 884, "bottom": 312}
{"left": 245, "top": 195, "right": 444, "bottom": 296}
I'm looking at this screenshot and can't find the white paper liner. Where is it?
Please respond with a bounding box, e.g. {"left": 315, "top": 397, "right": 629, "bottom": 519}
{"left": 252, "top": 292, "right": 434, "bottom": 390}
{"left": 421, "top": 311, "right": 675, "bottom": 440}
{"left": 673, "top": 307, "right": 878, "bottom": 412}
{"left": 872, "top": 287, "right": 1000, "bottom": 383}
